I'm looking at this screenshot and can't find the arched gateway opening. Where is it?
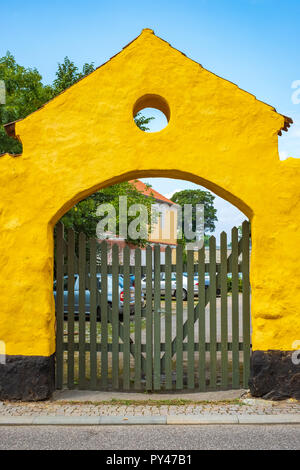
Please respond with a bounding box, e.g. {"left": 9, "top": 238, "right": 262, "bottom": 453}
{"left": 0, "top": 29, "right": 299, "bottom": 401}
{"left": 53, "top": 172, "right": 251, "bottom": 392}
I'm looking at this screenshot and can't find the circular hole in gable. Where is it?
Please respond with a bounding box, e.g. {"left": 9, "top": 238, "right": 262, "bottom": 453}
{"left": 133, "top": 94, "right": 170, "bottom": 132}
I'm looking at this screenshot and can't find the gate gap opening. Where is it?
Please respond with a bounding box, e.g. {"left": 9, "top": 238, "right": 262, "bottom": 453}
{"left": 54, "top": 175, "right": 251, "bottom": 393}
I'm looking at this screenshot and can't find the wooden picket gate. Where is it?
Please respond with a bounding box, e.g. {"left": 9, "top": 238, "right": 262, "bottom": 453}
{"left": 55, "top": 221, "right": 251, "bottom": 391}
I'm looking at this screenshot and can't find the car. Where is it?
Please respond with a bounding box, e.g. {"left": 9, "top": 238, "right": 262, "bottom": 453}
{"left": 140, "top": 271, "right": 223, "bottom": 300}
{"left": 141, "top": 272, "right": 200, "bottom": 301}
{"left": 119, "top": 274, "right": 136, "bottom": 287}
{"left": 54, "top": 273, "right": 143, "bottom": 319}
{"left": 192, "top": 273, "right": 220, "bottom": 295}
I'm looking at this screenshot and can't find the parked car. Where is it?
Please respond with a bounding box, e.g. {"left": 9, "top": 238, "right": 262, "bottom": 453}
{"left": 192, "top": 273, "right": 220, "bottom": 295}
{"left": 140, "top": 271, "right": 223, "bottom": 300}
{"left": 141, "top": 272, "right": 200, "bottom": 301}
{"left": 54, "top": 274, "right": 143, "bottom": 319}
{"left": 119, "top": 274, "right": 136, "bottom": 287}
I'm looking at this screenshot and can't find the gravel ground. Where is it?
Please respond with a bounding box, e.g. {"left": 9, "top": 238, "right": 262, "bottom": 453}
{"left": 1, "top": 398, "right": 300, "bottom": 417}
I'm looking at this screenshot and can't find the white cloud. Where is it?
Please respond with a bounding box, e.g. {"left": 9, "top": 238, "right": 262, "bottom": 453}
{"left": 279, "top": 150, "right": 288, "bottom": 160}
{"left": 164, "top": 189, "right": 184, "bottom": 200}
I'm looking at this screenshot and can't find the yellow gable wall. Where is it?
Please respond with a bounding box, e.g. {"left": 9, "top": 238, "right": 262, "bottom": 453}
{"left": 0, "top": 29, "right": 299, "bottom": 357}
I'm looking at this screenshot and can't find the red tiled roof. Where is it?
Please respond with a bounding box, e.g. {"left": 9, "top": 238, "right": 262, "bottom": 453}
{"left": 129, "top": 180, "right": 176, "bottom": 205}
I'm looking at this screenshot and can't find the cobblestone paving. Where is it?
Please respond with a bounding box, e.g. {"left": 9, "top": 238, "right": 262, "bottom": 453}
{"left": 0, "top": 399, "right": 300, "bottom": 417}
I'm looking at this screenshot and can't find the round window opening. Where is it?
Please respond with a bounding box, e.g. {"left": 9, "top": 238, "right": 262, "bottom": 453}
{"left": 133, "top": 94, "right": 170, "bottom": 133}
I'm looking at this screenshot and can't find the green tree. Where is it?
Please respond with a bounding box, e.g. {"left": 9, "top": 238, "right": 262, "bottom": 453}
{"left": 171, "top": 189, "right": 218, "bottom": 244}
{"left": 61, "top": 181, "right": 156, "bottom": 246}
{"left": 52, "top": 56, "right": 95, "bottom": 95}
{"left": 0, "top": 52, "right": 54, "bottom": 154}
{"left": 134, "top": 112, "right": 154, "bottom": 131}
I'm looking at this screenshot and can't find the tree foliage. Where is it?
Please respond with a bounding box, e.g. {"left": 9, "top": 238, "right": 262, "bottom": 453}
{"left": 61, "top": 181, "right": 156, "bottom": 246}
{"left": 52, "top": 56, "right": 96, "bottom": 95}
{"left": 134, "top": 112, "right": 154, "bottom": 131}
{"left": 171, "top": 189, "right": 218, "bottom": 244}
{"left": 0, "top": 52, "right": 54, "bottom": 154}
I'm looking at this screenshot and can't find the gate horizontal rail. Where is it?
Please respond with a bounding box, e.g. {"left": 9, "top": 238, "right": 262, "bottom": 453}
{"left": 62, "top": 342, "right": 246, "bottom": 352}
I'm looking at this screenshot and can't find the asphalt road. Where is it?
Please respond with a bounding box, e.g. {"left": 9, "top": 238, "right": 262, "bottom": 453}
{"left": 0, "top": 425, "right": 299, "bottom": 450}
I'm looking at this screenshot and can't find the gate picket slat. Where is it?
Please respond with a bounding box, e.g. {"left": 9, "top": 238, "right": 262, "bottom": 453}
{"left": 187, "top": 249, "right": 195, "bottom": 389}
{"left": 242, "top": 221, "right": 251, "bottom": 388}
{"left": 153, "top": 245, "right": 161, "bottom": 390}
{"left": 112, "top": 244, "right": 119, "bottom": 389}
{"left": 123, "top": 245, "right": 131, "bottom": 390}
{"left": 145, "top": 245, "right": 153, "bottom": 390}
{"left": 134, "top": 248, "right": 142, "bottom": 390}
{"left": 100, "top": 242, "right": 108, "bottom": 388}
{"left": 78, "top": 232, "right": 86, "bottom": 389}
{"left": 175, "top": 244, "right": 183, "bottom": 390}
{"left": 67, "top": 228, "right": 75, "bottom": 389}
{"left": 209, "top": 236, "right": 217, "bottom": 389}
{"left": 231, "top": 226, "right": 240, "bottom": 388}
{"left": 220, "top": 231, "right": 228, "bottom": 389}
{"left": 89, "top": 238, "right": 97, "bottom": 390}
{"left": 164, "top": 246, "right": 172, "bottom": 389}
{"left": 55, "top": 222, "right": 64, "bottom": 389}
{"left": 198, "top": 246, "right": 206, "bottom": 391}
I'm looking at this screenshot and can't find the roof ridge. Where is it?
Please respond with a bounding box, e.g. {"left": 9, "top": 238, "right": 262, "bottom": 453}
{"left": 4, "top": 28, "right": 292, "bottom": 140}
{"left": 129, "top": 179, "right": 177, "bottom": 205}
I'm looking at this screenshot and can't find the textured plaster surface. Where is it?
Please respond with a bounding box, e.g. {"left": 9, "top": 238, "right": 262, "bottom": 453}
{"left": 0, "top": 29, "right": 299, "bottom": 357}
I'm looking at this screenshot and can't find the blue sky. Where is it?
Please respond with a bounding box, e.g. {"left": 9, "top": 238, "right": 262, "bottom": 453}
{"left": 2, "top": 0, "right": 300, "bottom": 238}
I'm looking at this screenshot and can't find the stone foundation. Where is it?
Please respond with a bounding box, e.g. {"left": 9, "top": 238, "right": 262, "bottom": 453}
{"left": 0, "top": 354, "right": 55, "bottom": 401}
{"left": 1, "top": 350, "right": 300, "bottom": 401}
{"left": 249, "top": 350, "right": 300, "bottom": 400}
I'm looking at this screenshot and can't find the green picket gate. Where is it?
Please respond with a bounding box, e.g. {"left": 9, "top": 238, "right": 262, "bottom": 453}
{"left": 55, "top": 221, "right": 251, "bottom": 391}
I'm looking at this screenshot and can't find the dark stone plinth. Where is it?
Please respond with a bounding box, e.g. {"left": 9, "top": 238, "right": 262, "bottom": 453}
{"left": 0, "top": 354, "right": 55, "bottom": 401}
{"left": 249, "top": 350, "right": 300, "bottom": 400}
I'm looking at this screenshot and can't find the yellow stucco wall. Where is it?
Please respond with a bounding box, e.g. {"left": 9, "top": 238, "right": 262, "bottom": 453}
{"left": 0, "top": 29, "right": 299, "bottom": 357}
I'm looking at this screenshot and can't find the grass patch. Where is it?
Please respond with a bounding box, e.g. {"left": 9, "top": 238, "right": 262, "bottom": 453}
{"left": 63, "top": 318, "right": 146, "bottom": 343}
{"left": 55, "top": 397, "right": 244, "bottom": 407}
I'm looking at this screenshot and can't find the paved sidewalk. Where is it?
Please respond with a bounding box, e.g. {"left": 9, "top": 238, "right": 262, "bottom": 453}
{"left": 1, "top": 393, "right": 300, "bottom": 422}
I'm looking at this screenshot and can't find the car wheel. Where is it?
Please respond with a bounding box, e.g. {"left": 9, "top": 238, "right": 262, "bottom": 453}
{"left": 174, "top": 289, "right": 187, "bottom": 301}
